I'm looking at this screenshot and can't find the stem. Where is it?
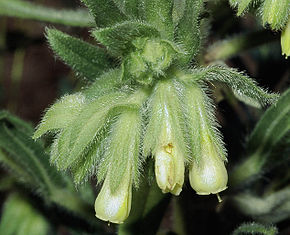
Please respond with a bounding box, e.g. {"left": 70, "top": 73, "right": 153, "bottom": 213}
{"left": 205, "top": 30, "right": 278, "bottom": 62}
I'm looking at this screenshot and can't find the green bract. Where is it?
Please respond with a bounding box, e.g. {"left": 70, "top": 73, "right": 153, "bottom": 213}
{"left": 33, "top": 0, "right": 279, "bottom": 224}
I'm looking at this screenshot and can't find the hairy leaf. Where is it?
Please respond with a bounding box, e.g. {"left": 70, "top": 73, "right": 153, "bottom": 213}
{"left": 81, "top": 0, "right": 126, "bottom": 27}
{"left": 55, "top": 92, "right": 128, "bottom": 170}
{"left": 0, "top": 115, "right": 62, "bottom": 197}
{"left": 140, "top": 0, "right": 174, "bottom": 40}
{"left": 232, "top": 222, "right": 278, "bottom": 235}
{"left": 261, "top": 0, "right": 289, "bottom": 30}
{"left": 172, "top": 0, "right": 186, "bottom": 26}
{"left": 229, "top": 0, "right": 253, "bottom": 16}
{"left": 113, "top": 0, "right": 139, "bottom": 18}
{"left": 33, "top": 93, "right": 85, "bottom": 139}
{"left": 175, "top": 0, "right": 203, "bottom": 64}
{"left": 230, "top": 88, "right": 290, "bottom": 186}
{"left": 191, "top": 65, "right": 279, "bottom": 107}
{"left": 0, "top": 0, "right": 94, "bottom": 27}
{"left": 92, "top": 21, "right": 160, "bottom": 56}
{"left": 234, "top": 187, "right": 290, "bottom": 223}
{"left": 46, "top": 28, "right": 112, "bottom": 81}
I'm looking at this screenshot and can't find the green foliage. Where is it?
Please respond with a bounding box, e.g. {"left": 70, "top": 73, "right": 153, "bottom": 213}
{"left": 234, "top": 187, "right": 290, "bottom": 223}
{"left": 230, "top": 88, "right": 290, "bottom": 186}
{"left": 188, "top": 65, "right": 279, "bottom": 108}
{"left": 0, "top": 0, "right": 94, "bottom": 27}
{"left": 33, "top": 93, "right": 85, "bottom": 139}
{"left": 230, "top": 0, "right": 289, "bottom": 31}
{"left": 46, "top": 28, "right": 113, "bottom": 82}
{"left": 92, "top": 21, "right": 160, "bottom": 56}
{"left": 261, "top": 0, "right": 289, "bottom": 31}
{"left": 232, "top": 222, "right": 278, "bottom": 235}
{"left": 0, "top": 194, "right": 49, "bottom": 235}
{"left": 0, "top": 111, "right": 62, "bottom": 197}
{"left": 112, "top": 0, "right": 139, "bottom": 18}
{"left": 174, "top": 0, "right": 204, "bottom": 64}
{"left": 81, "top": 0, "right": 126, "bottom": 27}
{"left": 140, "top": 0, "right": 174, "bottom": 40}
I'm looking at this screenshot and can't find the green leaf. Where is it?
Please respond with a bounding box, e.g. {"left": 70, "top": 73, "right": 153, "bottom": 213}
{"left": 0, "top": 115, "right": 62, "bottom": 197}
{"left": 234, "top": 187, "right": 290, "bottom": 223}
{"left": 81, "top": 0, "right": 126, "bottom": 27}
{"left": 46, "top": 28, "right": 112, "bottom": 82}
{"left": 33, "top": 93, "right": 85, "bottom": 139}
{"left": 262, "top": 0, "right": 289, "bottom": 30}
{"left": 174, "top": 0, "right": 203, "bottom": 64}
{"left": 92, "top": 21, "right": 160, "bottom": 56}
{"left": 230, "top": 88, "right": 290, "bottom": 186}
{"left": 0, "top": 0, "right": 94, "bottom": 27}
{"left": 83, "top": 69, "right": 124, "bottom": 99}
{"left": 140, "top": 0, "right": 174, "bottom": 40}
{"left": 232, "top": 222, "right": 278, "bottom": 235}
{"left": 192, "top": 65, "right": 279, "bottom": 107}
{"left": 112, "top": 0, "right": 139, "bottom": 18}
{"left": 172, "top": 0, "right": 186, "bottom": 26}
{"left": 54, "top": 92, "right": 128, "bottom": 170}
{"left": 0, "top": 194, "right": 49, "bottom": 235}
{"left": 229, "top": 0, "right": 253, "bottom": 16}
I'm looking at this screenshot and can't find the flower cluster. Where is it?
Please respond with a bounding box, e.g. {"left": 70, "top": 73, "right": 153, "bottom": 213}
{"left": 34, "top": 0, "right": 278, "bottom": 224}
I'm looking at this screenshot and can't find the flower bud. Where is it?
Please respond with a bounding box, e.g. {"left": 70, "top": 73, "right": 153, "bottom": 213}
{"left": 189, "top": 134, "right": 228, "bottom": 195}
{"left": 281, "top": 20, "right": 290, "bottom": 58}
{"left": 94, "top": 169, "right": 132, "bottom": 224}
{"left": 155, "top": 143, "right": 185, "bottom": 195}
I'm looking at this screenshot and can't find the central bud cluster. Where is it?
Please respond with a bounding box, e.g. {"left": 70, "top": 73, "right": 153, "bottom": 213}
{"left": 123, "top": 37, "right": 179, "bottom": 85}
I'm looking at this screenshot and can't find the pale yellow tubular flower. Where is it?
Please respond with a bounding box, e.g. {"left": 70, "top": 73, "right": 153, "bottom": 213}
{"left": 281, "top": 19, "right": 290, "bottom": 58}
{"left": 155, "top": 143, "right": 185, "bottom": 195}
{"left": 155, "top": 110, "right": 185, "bottom": 196}
{"left": 94, "top": 168, "right": 132, "bottom": 224}
{"left": 189, "top": 134, "right": 228, "bottom": 195}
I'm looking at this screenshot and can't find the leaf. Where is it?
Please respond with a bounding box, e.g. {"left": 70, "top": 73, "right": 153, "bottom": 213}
{"left": 81, "top": 0, "right": 126, "bottom": 27}
{"left": 0, "top": 0, "right": 94, "bottom": 27}
{"left": 92, "top": 21, "right": 160, "bottom": 56}
{"left": 140, "top": 0, "right": 174, "bottom": 40}
{"left": 0, "top": 115, "right": 62, "bottom": 197}
{"left": 172, "top": 0, "right": 186, "bottom": 26}
{"left": 261, "top": 0, "right": 289, "bottom": 31}
{"left": 83, "top": 68, "right": 124, "bottom": 100}
{"left": 46, "top": 28, "right": 112, "bottom": 82}
{"left": 174, "top": 0, "right": 203, "bottom": 64}
{"left": 55, "top": 92, "right": 128, "bottom": 170}
{"left": 33, "top": 93, "right": 85, "bottom": 139}
{"left": 230, "top": 88, "right": 290, "bottom": 186}
{"left": 112, "top": 0, "right": 139, "bottom": 18}
{"left": 232, "top": 222, "right": 278, "bottom": 235}
{"left": 192, "top": 65, "right": 279, "bottom": 107}
{"left": 234, "top": 187, "right": 290, "bottom": 224}
{"left": 229, "top": 0, "right": 253, "bottom": 16}
{"left": 0, "top": 194, "right": 49, "bottom": 235}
